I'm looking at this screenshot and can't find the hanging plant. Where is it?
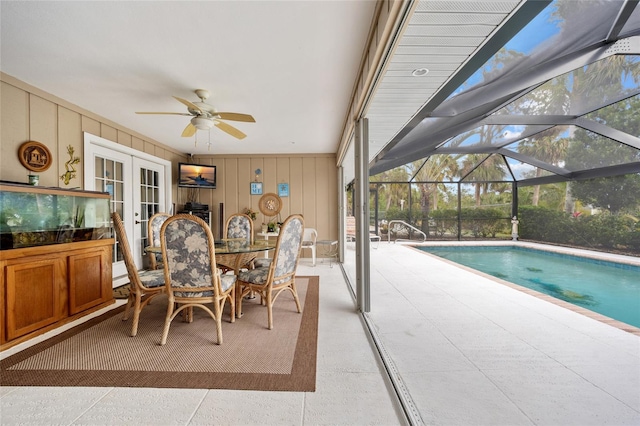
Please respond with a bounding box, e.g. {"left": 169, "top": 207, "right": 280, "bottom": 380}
{"left": 243, "top": 207, "right": 257, "bottom": 221}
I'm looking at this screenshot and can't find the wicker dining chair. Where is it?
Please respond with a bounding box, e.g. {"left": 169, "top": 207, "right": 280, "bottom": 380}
{"left": 147, "top": 212, "right": 171, "bottom": 270}
{"left": 160, "top": 214, "right": 236, "bottom": 345}
{"left": 111, "top": 212, "right": 166, "bottom": 337}
{"left": 219, "top": 212, "right": 256, "bottom": 274}
{"left": 223, "top": 212, "right": 254, "bottom": 243}
{"left": 236, "top": 214, "right": 304, "bottom": 329}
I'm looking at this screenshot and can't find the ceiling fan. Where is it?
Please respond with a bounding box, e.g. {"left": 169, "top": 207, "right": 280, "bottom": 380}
{"left": 136, "top": 89, "right": 255, "bottom": 139}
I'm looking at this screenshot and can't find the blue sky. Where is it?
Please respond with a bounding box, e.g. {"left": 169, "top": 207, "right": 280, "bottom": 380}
{"left": 449, "top": 2, "right": 561, "bottom": 97}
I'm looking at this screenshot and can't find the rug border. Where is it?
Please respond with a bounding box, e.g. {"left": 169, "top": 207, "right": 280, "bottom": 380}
{"left": 1, "top": 276, "right": 319, "bottom": 392}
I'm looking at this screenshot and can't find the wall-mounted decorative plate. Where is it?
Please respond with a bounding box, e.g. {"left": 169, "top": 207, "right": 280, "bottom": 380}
{"left": 18, "top": 141, "right": 53, "bottom": 172}
{"left": 259, "top": 193, "right": 282, "bottom": 216}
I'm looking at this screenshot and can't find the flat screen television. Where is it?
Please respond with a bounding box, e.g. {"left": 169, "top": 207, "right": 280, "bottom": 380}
{"left": 178, "top": 162, "right": 217, "bottom": 189}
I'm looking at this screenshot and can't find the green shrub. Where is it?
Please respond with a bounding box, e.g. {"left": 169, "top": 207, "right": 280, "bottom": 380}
{"left": 518, "top": 206, "right": 639, "bottom": 253}
{"left": 430, "top": 209, "right": 458, "bottom": 237}
{"left": 460, "top": 208, "right": 507, "bottom": 238}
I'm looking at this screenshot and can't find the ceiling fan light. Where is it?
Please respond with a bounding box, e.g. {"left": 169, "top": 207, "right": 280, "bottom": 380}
{"left": 191, "top": 116, "right": 214, "bottom": 130}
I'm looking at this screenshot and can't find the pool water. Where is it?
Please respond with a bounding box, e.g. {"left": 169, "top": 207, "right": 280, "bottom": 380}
{"left": 417, "top": 246, "right": 640, "bottom": 328}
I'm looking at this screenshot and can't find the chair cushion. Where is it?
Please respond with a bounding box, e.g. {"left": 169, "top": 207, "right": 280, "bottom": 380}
{"left": 237, "top": 266, "right": 291, "bottom": 286}
{"left": 174, "top": 290, "right": 214, "bottom": 297}
{"left": 238, "top": 267, "right": 269, "bottom": 285}
{"left": 220, "top": 274, "right": 237, "bottom": 292}
{"left": 227, "top": 215, "right": 251, "bottom": 241}
{"left": 137, "top": 269, "right": 165, "bottom": 288}
{"left": 253, "top": 258, "right": 272, "bottom": 268}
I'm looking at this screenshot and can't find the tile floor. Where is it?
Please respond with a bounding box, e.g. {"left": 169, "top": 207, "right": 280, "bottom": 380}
{"left": 2, "top": 242, "right": 639, "bottom": 425}
{"left": 0, "top": 261, "right": 405, "bottom": 426}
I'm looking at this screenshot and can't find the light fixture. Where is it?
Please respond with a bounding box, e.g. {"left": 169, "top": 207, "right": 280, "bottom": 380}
{"left": 412, "top": 68, "right": 429, "bottom": 77}
{"left": 191, "top": 116, "right": 215, "bottom": 130}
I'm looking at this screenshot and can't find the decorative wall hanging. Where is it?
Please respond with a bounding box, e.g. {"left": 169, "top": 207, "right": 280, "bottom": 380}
{"left": 18, "top": 141, "right": 52, "bottom": 173}
{"left": 60, "top": 145, "right": 80, "bottom": 185}
{"left": 277, "top": 183, "right": 289, "bottom": 197}
{"left": 258, "top": 193, "right": 283, "bottom": 217}
{"left": 250, "top": 182, "right": 263, "bottom": 195}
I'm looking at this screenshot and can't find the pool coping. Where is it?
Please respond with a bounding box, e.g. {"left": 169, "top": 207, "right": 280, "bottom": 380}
{"left": 407, "top": 241, "right": 640, "bottom": 336}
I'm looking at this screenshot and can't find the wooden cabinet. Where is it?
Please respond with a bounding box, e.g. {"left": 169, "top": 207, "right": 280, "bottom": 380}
{"left": 0, "top": 240, "right": 113, "bottom": 347}
{"left": 68, "top": 245, "right": 112, "bottom": 315}
{"left": 4, "top": 255, "right": 67, "bottom": 341}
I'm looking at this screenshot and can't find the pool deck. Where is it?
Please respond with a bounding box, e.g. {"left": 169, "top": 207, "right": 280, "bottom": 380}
{"left": 367, "top": 241, "right": 640, "bottom": 425}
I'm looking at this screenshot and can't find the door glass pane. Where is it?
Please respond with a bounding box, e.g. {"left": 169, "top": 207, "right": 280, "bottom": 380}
{"left": 95, "top": 155, "right": 126, "bottom": 266}
{"left": 95, "top": 157, "right": 103, "bottom": 178}
{"left": 116, "top": 162, "right": 123, "bottom": 181}
{"left": 139, "top": 166, "right": 162, "bottom": 258}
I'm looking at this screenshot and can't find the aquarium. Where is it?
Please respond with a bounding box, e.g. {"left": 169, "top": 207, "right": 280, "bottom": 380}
{"left": 0, "top": 182, "right": 111, "bottom": 249}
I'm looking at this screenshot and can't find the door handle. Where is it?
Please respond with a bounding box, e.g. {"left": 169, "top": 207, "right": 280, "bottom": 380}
{"left": 135, "top": 220, "right": 141, "bottom": 224}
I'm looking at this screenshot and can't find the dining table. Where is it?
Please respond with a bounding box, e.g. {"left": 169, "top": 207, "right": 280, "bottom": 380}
{"left": 145, "top": 238, "right": 275, "bottom": 318}
{"left": 146, "top": 238, "right": 275, "bottom": 269}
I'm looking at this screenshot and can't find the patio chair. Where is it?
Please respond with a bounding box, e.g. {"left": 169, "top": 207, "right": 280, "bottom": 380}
{"left": 236, "top": 214, "right": 304, "bottom": 329}
{"left": 147, "top": 212, "right": 171, "bottom": 270}
{"left": 301, "top": 227, "right": 317, "bottom": 266}
{"left": 111, "top": 212, "right": 166, "bottom": 337}
{"left": 160, "top": 214, "right": 236, "bottom": 345}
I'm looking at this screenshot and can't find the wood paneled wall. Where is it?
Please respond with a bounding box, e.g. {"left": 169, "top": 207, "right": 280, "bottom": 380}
{"left": 1, "top": 73, "right": 339, "bottom": 246}
{"left": 190, "top": 154, "right": 338, "bottom": 241}
{"left": 1, "top": 73, "right": 187, "bottom": 195}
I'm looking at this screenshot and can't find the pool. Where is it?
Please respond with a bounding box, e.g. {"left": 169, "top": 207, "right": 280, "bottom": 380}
{"left": 416, "top": 246, "right": 640, "bottom": 328}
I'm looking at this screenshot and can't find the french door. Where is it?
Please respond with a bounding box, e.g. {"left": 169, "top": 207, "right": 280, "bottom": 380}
{"left": 84, "top": 133, "right": 171, "bottom": 285}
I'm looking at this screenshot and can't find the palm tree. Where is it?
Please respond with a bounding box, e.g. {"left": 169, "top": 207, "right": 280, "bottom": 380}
{"left": 518, "top": 129, "right": 569, "bottom": 205}
{"left": 410, "top": 154, "right": 459, "bottom": 233}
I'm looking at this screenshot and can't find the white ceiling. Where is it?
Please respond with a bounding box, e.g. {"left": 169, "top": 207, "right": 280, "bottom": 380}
{"left": 1, "top": 0, "right": 377, "bottom": 156}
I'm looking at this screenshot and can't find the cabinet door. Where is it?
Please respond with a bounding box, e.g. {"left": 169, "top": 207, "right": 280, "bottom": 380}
{"left": 68, "top": 247, "right": 112, "bottom": 314}
{"left": 5, "top": 257, "right": 67, "bottom": 341}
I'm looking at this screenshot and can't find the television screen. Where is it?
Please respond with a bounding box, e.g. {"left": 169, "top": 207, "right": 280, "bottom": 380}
{"left": 178, "top": 163, "right": 217, "bottom": 189}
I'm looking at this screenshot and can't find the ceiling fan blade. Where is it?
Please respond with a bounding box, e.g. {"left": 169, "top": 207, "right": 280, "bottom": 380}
{"left": 216, "top": 112, "right": 256, "bottom": 123}
{"left": 136, "top": 112, "right": 192, "bottom": 115}
{"left": 215, "top": 120, "right": 247, "bottom": 139}
{"left": 173, "top": 96, "right": 203, "bottom": 114}
{"left": 181, "top": 122, "right": 197, "bottom": 138}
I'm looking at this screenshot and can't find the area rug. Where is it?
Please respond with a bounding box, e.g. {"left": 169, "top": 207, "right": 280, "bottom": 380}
{"left": 112, "top": 283, "right": 130, "bottom": 299}
{"left": 1, "top": 276, "right": 319, "bottom": 392}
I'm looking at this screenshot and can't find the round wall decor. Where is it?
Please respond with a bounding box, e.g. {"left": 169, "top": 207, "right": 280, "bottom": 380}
{"left": 18, "top": 141, "right": 53, "bottom": 172}
{"left": 258, "top": 193, "right": 283, "bottom": 216}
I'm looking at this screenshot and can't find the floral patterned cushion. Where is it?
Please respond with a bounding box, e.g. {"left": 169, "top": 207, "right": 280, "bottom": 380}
{"left": 227, "top": 215, "right": 252, "bottom": 242}
{"left": 150, "top": 215, "right": 170, "bottom": 265}
{"left": 273, "top": 217, "right": 303, "bottom": 278}
{"left": 220, "top": 274, "right": 237, "bottom": 292}
{"left": 150, "top": 215, "right": 169, "bottom": 247}
{"left": 238, "top": 266, "right": 269, "bottom": 285}
{"left": 163, "top": 217, "right": 235, "bottom": 298}
{"left": 238, "top": 216, "right": 303, "bottom": 286}
{"left": 137, "top": 269, "right": 166, "bottom": 288}
{"left": 253, "top": 258, "right": 272, "bottom": 268}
